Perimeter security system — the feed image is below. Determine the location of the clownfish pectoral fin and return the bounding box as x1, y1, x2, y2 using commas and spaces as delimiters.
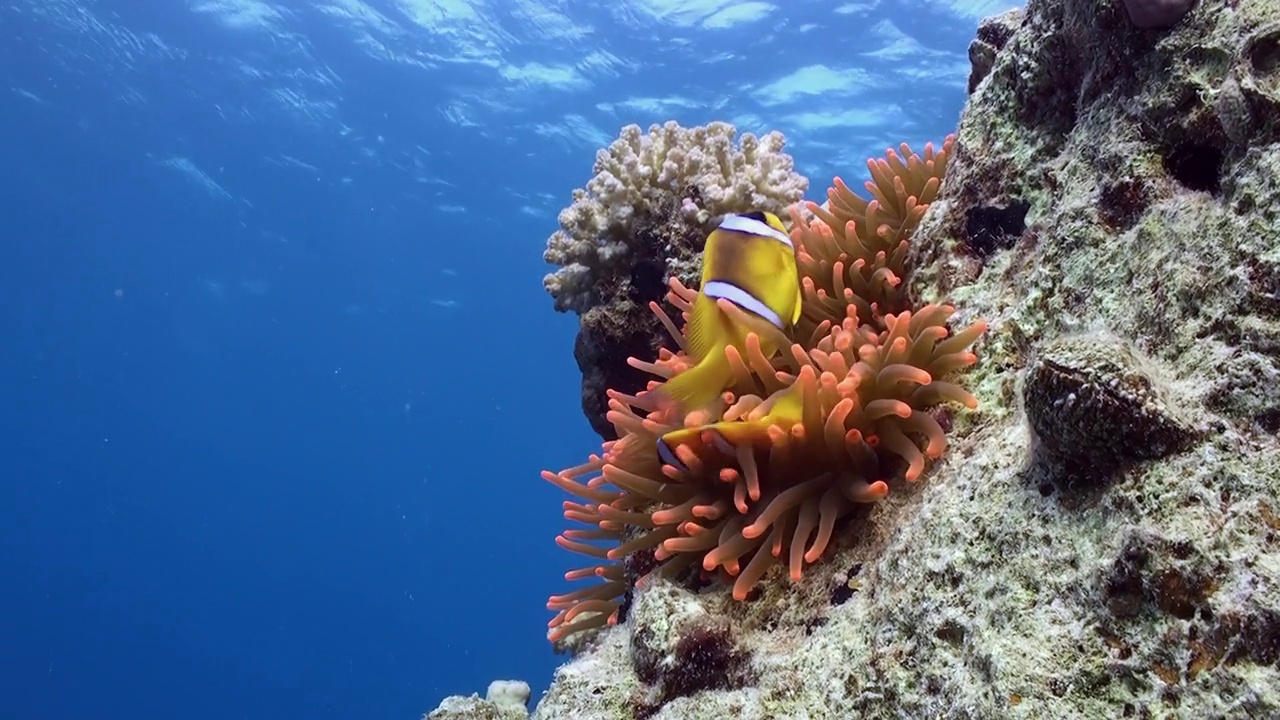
659, 422, 756, 470
656, 347, 732, 412
792, 284, 803, 326
683, 292, 723, 362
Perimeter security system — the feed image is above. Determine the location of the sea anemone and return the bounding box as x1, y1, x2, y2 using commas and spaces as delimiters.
793, 137, 953, 331
542, 135, 983, 643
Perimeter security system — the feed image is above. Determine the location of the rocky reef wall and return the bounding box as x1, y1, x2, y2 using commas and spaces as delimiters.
429, 0, 1280, 716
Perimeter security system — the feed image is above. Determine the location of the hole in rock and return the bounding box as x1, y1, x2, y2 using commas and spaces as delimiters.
629, 257, 668, 302
1163, 141, 1223, 194
963, 200, 1030, 258
1247, 28, 1280, 75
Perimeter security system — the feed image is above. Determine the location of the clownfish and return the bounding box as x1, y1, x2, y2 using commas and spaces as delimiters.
657, 378, 805, 473
654, 210, 802, 413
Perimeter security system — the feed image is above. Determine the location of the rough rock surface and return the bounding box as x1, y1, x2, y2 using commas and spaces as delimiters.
432, 0, 1280, 716
426, 680, 531, 720
967, 9, 1023, 94
574, 194, 704, 441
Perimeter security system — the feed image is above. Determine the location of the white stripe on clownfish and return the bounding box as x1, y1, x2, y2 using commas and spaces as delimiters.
717, 214, 793, 248
703, 280, 785, 329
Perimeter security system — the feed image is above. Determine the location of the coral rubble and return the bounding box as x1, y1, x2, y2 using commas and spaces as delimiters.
426, 680, 530, 720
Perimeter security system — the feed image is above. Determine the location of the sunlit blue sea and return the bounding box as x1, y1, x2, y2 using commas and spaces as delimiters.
1, 0, 1013, 717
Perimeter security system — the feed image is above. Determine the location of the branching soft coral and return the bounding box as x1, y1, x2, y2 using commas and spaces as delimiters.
542, 134, 981, 643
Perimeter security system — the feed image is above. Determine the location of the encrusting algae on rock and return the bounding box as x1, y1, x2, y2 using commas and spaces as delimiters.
426, 0, 1280, 716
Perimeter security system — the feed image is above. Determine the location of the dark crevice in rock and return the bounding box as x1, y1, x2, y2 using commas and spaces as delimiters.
629, 258, 667, 306
1246, 26, 1280, 75
963, 201, 1029, 258
829, 562, 864, 605
1162, 140, 1224, 194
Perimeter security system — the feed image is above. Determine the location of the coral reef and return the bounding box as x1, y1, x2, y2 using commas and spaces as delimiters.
426, 680, 530, 720
429, 0, 1280, 715
542, 122, 808, 440
541, 134, 974, 646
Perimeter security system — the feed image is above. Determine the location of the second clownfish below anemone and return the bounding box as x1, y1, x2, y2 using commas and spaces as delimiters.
657, 371, 807, 473
652, 210, 802, 415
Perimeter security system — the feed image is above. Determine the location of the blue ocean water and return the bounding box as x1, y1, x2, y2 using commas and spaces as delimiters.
0, 1, 1012, 717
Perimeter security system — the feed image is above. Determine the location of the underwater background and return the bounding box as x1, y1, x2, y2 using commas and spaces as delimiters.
1, 0, 1014, 717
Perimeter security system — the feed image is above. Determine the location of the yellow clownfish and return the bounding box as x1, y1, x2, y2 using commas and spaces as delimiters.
657, 381, 805, 473
655, 210, 802, 413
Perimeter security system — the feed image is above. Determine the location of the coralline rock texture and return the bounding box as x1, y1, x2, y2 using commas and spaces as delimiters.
625, 585, 753, 716
967, 9, 1023, 94
455, 0, 1280, 717
573, 197, 706, 442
